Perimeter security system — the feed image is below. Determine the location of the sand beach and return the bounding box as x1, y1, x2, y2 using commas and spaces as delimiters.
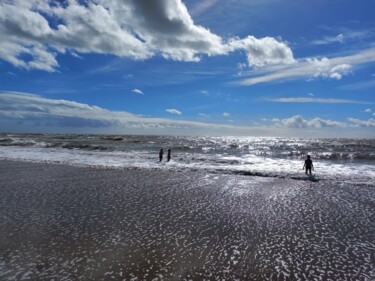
0, 160, 374, 280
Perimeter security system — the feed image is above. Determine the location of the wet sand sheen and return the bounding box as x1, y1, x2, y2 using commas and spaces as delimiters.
0, 160, 374, 280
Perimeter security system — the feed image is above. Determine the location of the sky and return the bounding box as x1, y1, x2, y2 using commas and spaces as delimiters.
0, 0, 375, 137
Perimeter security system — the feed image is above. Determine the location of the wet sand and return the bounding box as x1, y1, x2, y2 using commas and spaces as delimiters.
0, 160, 374, 280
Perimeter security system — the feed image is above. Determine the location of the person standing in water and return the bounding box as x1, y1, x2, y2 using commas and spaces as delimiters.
303, 155, 314, 176
167, 149, 171, 162
159, 148, 164, 162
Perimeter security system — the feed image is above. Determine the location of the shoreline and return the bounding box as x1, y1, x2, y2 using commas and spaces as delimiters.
1, 160, 374, 280
0, 156, 351, 185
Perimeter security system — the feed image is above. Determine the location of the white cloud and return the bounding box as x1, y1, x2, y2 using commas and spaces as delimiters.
272, 115, 375, 129
338, 79, 375, 91
223, 112, 231, 117
327, 64, 352, 79
307, 58, 352, 79
166, 108, 182, 115
311, 34, 344, 45
1, 92, 374, 137
190, 0, 218, 16
240, 48, 375, 85
268, 97, 373, 104
0, 91, 239, 133
228, 36, 295, 67
364, 108, 372, 113
0, 0, 294, 71
347, 118, 375, 127
272, 115, 347, 128
198, 113, 209, 117
132, 89, 144, 95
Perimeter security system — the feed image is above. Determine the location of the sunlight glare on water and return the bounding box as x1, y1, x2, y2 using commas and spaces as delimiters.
0, 133, 374, 185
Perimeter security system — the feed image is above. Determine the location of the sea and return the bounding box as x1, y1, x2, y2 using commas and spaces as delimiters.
1, 133, 374, 186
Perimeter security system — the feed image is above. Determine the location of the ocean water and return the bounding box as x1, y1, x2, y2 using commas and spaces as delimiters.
1, 133, 374, 186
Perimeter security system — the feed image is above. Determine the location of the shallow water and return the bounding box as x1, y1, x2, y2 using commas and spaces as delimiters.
1, 133, 375, 185
0, 161, 374, 280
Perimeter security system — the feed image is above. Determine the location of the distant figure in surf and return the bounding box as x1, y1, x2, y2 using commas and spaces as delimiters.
159, 148, 164, 162
303, 155, 314, 176
167, 149, 171, 162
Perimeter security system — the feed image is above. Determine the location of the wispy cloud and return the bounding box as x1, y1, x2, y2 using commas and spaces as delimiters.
198, 113, 210, 117
223, 112, 231, 117
1, 92, 374, 136
239, 48, 375, 85
268, 97, 373, 104
190, 0, 218, 16
339, 79, 375, 91
311, 34, 344, 45
0, 91, 254, 135
319, 26, 375, 43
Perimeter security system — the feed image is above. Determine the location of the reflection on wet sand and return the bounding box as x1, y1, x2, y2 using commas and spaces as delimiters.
0, 161, 374, 280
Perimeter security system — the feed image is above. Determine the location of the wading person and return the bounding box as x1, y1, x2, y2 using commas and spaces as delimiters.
303, 155, 314, 176
159, 148, 164, 162
167, 149, 171, 162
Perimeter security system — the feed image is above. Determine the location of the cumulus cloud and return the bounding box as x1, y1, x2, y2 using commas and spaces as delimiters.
347, 118, 375, 127
328, 64, 352, 79
272, 115, 375, 129
308, 57, 351, 79
228, 36, 295, 67
272, 115, 347, 128
0, 0, 294, 71
166, 109, 182, 115
132, 89, 144, 95
223, 112, 231, 117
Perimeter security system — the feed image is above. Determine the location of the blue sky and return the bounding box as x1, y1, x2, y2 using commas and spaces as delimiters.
0, 0, 375, 137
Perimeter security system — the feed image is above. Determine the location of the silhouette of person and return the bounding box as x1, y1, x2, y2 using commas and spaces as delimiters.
159, 148, 164, 162
303, 155, 314, 176
167, 149, 171, 162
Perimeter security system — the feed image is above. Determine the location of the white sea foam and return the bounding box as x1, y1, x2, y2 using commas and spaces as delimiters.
1, 133, 375, 186
1, 144, 374, 185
